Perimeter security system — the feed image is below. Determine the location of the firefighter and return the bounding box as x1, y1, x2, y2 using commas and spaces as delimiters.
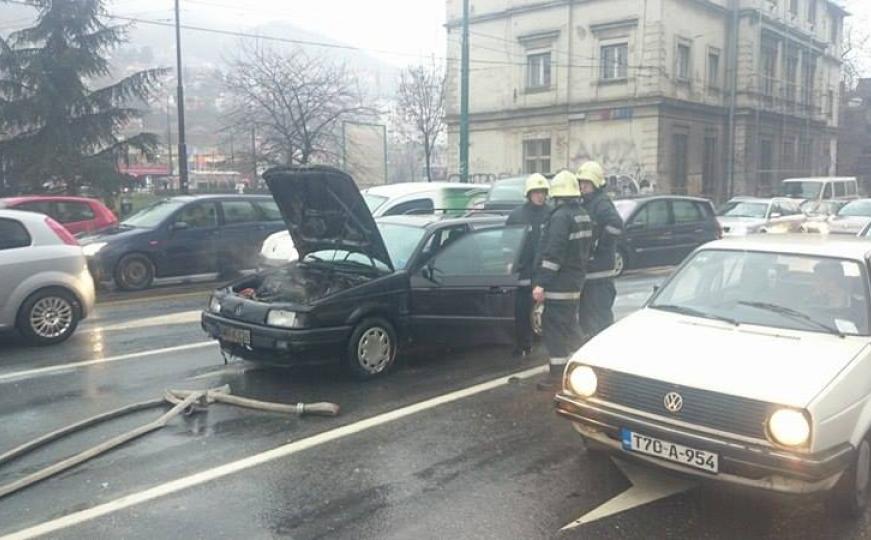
576, 161, 624, 341
506, 173, 550, 358
532, 170, 593, 390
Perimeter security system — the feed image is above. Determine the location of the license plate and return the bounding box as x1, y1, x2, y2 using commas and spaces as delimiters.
621, 429, 719, 474
219, 325, 250, 346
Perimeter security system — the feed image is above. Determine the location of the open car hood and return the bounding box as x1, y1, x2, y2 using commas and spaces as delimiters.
263, 166, 393, 271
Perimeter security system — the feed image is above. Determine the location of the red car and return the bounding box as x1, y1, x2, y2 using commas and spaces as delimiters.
0, 196, 118, 236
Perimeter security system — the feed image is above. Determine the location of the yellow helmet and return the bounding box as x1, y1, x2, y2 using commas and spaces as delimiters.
577, 161, 606, 189
549, 170, 581, 198
524, 173, 550, 197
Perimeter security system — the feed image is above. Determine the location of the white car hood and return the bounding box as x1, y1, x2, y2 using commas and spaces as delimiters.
577, 309, 869, 408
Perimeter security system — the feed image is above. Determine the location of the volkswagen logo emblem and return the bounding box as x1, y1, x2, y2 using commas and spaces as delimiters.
663, 391, 683, 413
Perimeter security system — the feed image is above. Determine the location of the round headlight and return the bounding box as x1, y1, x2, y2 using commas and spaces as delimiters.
768, 409, 810, 447
567, 365, 597, 398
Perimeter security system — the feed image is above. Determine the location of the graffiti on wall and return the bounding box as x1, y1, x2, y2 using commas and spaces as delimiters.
572, 139, 655, 195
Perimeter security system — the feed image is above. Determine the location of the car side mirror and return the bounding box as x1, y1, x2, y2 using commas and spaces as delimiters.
170, 221, 189, 232
770, 212, 782, 219
421, 262, 440, 283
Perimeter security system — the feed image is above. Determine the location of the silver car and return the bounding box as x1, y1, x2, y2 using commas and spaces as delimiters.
0, 209, 95, 345
823, 198, 871, 236
717, 197, 805, 236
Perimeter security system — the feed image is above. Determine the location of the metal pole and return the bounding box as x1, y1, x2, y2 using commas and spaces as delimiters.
174, 0, 189, 194
165, 95, 173, 176
459, 0, 470, 183
251, 126, 257, 184
382, 124, 388, 185
725, 0, 739, 200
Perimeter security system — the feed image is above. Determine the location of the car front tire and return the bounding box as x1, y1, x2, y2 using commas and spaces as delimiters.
346, 317, 397, 379
17, 288, 81, 346
614, 248, 627, 277
830, 435, 871, 518
114, 253, 155, 291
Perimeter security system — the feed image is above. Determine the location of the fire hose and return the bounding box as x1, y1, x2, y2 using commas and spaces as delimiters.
0, 385, 340, 500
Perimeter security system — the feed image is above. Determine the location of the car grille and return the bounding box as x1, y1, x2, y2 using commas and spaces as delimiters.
593, 367, 776, 440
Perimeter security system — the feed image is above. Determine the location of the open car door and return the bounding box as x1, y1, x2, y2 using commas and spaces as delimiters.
409, 225, 527, 348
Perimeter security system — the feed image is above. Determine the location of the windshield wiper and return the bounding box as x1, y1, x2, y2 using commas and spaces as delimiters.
737, 301, 845, 338
652, 304, 739, 326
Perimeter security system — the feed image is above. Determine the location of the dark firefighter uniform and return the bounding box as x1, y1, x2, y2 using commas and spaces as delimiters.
506, 173, 550, 356
532, 170, 593, 385
577, 161, 624, 340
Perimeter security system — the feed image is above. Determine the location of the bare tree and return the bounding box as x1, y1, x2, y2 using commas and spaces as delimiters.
842, 21, 871, 90
222, 41, 371, 168
396, 61, 446, 182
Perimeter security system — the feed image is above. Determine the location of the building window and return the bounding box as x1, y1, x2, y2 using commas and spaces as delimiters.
759, 138, 774, 190
523, 139, 551, 174
801, 52, 817, 110
785, 53, 798, 107
672, 133, 689, 194
676, 43, 691, 81
826, 89, 835, 118
702, 136, 718, 197
526, 52, 552, 90
808, 0, 817, 23
761, 37, 778, 99
830, 16, 839, 44
707, 50, 720, 89
799, 138, 812, 171
782, 138, 796, 174
601, 43, 628, 81
789, 0, 799, 17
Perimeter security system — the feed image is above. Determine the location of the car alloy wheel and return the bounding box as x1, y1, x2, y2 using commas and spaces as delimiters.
614, 250, 626, 277
357, 327, 392, 375
115, 254, 154, 291
29, 296, 74, 339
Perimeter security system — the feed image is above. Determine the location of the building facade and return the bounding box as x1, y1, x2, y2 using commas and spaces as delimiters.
445, 0, 846, 200
838, 78, 871, 192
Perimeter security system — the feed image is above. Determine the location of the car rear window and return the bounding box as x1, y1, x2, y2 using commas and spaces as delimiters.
54, 201, 95, 223
0, 218, 31, 250
673, 200, 703, 223
222, 201, 259, 224
255, 200, 282, 221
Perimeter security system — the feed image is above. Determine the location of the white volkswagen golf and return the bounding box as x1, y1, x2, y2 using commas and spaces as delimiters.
557, 235, 871, 516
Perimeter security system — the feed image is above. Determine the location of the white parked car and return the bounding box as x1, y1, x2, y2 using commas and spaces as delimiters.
0, 210, 96, 345
556, 235, 871, 516
717, 197, 805, 236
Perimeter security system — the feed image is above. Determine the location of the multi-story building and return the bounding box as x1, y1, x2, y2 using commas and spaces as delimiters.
445, 0, 846, 200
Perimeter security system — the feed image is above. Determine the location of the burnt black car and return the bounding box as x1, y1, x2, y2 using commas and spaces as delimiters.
201, 166, 528, 378
611, 195, 720, 276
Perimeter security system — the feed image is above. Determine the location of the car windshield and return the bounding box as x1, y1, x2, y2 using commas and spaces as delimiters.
487, 178, 525, 203
121, 200, 184, 228
377, 223, 427, 270
718, 201, 768, 218
614, 200, 637, 221
837, 200, 871, 217
781, 181, 823, 200
651, 250, 870, 336
363, 193, 388, 213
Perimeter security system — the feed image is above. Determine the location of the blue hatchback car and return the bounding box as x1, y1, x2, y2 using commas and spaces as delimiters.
80, 195, 285, 290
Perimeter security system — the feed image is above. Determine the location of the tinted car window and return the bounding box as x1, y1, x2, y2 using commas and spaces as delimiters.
835, 182, 846, 197
0, 218, 31, 250
222, 201, 259, 224
175, 203, 218, 229
54, 201, 95, 223
14, 201, 52, 215
430, 226, 525, 276
255, 200, 282, 221
384, 198, 434, 216
420, 225, 468, 261
673, 200, 703, 223
631, 200, 671, 228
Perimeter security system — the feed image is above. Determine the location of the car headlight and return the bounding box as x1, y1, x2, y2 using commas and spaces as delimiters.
82, 242, 107, 256
768, 409, 811, 447
208, 295, 221, 313
566, 365, 598, 398
266, 309, 301, 328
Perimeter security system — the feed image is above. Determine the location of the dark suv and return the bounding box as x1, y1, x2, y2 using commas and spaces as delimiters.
612, 195, 720, 275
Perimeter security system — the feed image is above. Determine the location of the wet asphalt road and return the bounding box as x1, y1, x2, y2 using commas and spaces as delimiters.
1, 269, 869, 539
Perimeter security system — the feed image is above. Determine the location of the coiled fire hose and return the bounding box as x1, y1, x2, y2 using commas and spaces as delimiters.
0, 386, 340, 500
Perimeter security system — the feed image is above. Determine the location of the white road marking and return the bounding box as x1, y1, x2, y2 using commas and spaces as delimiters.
561, 458, 696, 530
0, 364, 547, 540
81, 310, 202, 334
0, 342, 217, 384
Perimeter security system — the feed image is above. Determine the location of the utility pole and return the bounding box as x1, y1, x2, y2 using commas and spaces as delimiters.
165, 95, 173, 176
174, 0, 189, 194
725, 0, 740, 200
459, 0, 470, 183
251, 126, 257, 186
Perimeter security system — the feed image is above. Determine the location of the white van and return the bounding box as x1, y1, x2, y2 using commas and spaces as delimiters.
780, 177, 859, 203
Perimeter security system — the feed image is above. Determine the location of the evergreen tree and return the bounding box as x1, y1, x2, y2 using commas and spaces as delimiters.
0, 0, 166, 195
